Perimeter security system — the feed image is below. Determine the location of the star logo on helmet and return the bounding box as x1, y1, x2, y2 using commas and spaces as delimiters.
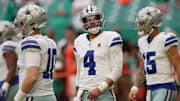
97, 43, 101, 47
26, 10, 31, 14
5, 25, 9, 28
147, 12, 152, 16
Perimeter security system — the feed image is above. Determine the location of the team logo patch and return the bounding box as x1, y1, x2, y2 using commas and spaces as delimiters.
97, 43, 101, 47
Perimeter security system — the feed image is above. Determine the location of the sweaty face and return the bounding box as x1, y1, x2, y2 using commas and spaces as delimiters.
82, 15, 101, 29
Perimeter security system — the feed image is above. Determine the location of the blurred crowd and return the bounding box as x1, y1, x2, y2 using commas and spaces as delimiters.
0, 0, 179, 101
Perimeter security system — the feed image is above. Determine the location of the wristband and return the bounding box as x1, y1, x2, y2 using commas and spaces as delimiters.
2, 82, 10, 90
14, 89, 27, 101
131, 86, 139, 92
98, 81, 109, 92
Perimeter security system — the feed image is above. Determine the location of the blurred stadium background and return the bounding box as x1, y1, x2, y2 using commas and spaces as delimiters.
0, 0, 180, 101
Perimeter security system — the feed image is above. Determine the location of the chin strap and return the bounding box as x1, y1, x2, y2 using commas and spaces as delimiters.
87, 27, 101, 34
147, 28, 154, 35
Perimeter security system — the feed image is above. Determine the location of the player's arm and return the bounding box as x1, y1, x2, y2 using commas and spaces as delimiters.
73, 43, 84, 101
134, 58, 145, 87
0, 46, 18, 99
101, 36, 123, 90
3, 51, 17, 86
166, 46, 180, 101
14, 51, 40, 101
73, 44, 79, 95
88, 35, 123, 100
14, 40, 41, 101
128, 58, 145, 101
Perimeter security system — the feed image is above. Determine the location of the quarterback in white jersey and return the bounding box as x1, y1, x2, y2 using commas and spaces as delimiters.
0, 21, 19, 101
129, 7, 180, 101
73, 5, 123, 101
14, 4, 57, 101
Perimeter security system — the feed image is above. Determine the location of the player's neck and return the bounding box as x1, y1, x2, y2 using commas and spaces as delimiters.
30, 30, 41, 36
148, 28, 160, 40
88, 30, 102, 40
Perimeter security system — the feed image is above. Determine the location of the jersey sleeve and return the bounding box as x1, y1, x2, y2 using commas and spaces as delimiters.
1, 41, 16, 53
109, 33, 123, 48
21, 38, 41, 52
73, 39, 80, 86
164, 33, 178, 52
108, 32, 123, 82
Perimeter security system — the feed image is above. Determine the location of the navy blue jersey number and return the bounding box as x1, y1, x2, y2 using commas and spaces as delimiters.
143, 51, 157, 74
84, 50, 96, 75
43, 48, 56, 79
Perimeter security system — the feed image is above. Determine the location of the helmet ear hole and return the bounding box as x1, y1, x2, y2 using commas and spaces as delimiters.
82, 17, 87, 23
95, 15, 101, 20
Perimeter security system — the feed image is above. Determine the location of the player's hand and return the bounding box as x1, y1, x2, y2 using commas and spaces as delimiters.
0, 87, 8, 101
128, 90, 138, 101
176, 88, 180, 101
87, 88, 101, 100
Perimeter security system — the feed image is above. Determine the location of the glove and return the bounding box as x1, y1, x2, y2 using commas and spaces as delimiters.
0, 82, 9, 101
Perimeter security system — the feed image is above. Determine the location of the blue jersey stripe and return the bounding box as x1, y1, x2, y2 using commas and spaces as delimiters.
2, 45, 16, 51
165, 40, 178, 47
22, 40, 38, 45
73, 47, 77, 52
164, 90, 169, 101
25, 97, 29, 101
3, 45, 16, 48
22, 45, 40, 51
31, 97, 33, 101
112, 37, 121, 41
110, 41, 123, 47
169, 90, 172, 101
166, 36, 176, 42
147, 82, 177, 90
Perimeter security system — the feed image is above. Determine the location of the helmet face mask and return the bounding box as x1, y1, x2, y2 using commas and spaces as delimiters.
80, 5, 104, 34
14, 4, 47, 37
135, 7, 162, 36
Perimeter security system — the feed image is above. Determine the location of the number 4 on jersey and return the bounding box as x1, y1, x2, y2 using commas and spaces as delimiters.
84, 50, 96, 75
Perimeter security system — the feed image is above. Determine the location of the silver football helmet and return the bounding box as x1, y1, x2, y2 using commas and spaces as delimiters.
135, 7, 162, 36
0, 21, 18, 43
80, 5, 104, 34
14, 3, 47, 37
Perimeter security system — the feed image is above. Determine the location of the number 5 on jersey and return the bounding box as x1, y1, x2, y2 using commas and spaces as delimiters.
84, 50, 96, 75
143, 51, 157, 74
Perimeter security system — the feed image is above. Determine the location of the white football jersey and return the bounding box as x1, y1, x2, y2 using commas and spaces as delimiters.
138, 32, 178, 89
18, 35, 57, 96
0, 40, 20, 81
74, 31, 123, 90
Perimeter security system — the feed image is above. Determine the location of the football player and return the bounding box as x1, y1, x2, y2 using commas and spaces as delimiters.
0, 21, 19, 101
13, 4, 57, 101
128, 7, 180, 101
73, 5, 123, 101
